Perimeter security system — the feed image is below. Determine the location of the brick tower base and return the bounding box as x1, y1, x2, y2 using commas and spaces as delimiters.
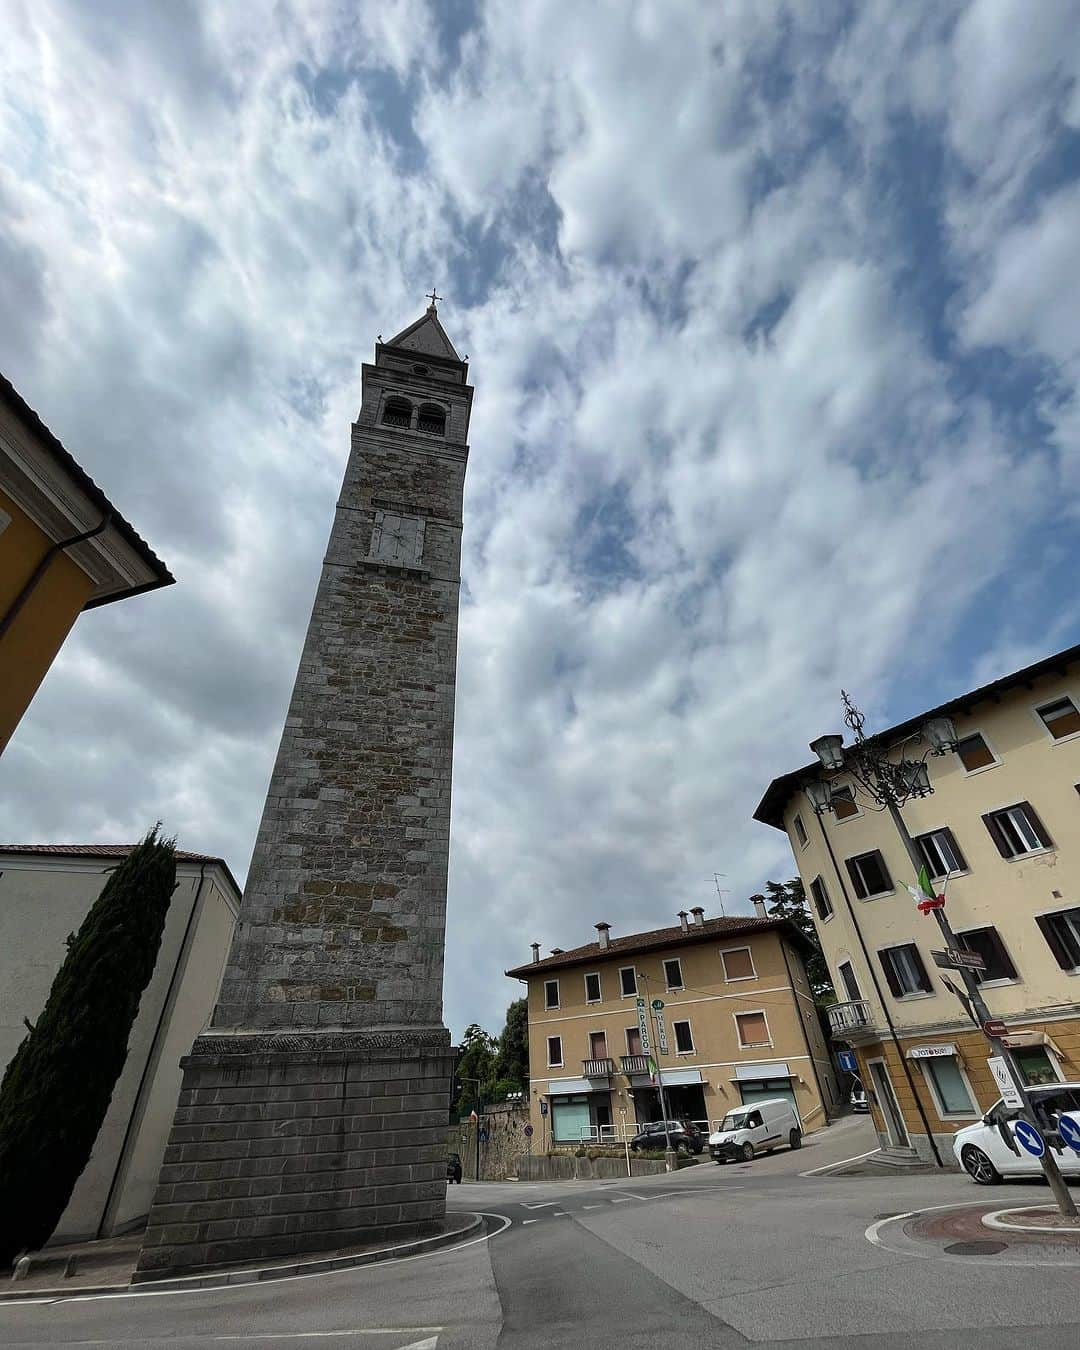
134, 1028, 453, 1278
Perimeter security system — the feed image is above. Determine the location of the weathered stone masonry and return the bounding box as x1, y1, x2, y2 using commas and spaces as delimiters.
137, 307, 472, 1275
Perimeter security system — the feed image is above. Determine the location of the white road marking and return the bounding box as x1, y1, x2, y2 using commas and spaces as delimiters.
0, 1215, 513, 1309
213, 1332, 441, 1341
553, 1211, 569, 1217
799, 1147, 881, 1177
522, 1220, 538, 1225
610, 1196, 635, 1203
519, 1201, 555, 1209
612, 1192, 646, 1200
582, 1204, 603, 1210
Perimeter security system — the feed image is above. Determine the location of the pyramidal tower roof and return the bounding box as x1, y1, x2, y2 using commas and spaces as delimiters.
384, 300, 462, 362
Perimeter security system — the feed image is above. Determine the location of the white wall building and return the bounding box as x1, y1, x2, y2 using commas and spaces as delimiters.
0, 844, 239, 1242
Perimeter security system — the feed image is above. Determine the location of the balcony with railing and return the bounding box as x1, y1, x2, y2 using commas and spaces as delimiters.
582, 1058, 616, 1077
827, 1000, 875, 1037
620, 1054, 651, 1075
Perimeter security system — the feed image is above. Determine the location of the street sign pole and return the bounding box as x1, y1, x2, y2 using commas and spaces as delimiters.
887, 800, 1076, 1217
639, 976, 676, 1171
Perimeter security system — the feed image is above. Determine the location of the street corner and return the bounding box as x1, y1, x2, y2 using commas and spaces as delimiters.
866, 1198, 1080, 1267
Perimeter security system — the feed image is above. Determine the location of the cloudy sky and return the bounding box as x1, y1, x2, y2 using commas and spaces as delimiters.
2, 0, 1079, 1038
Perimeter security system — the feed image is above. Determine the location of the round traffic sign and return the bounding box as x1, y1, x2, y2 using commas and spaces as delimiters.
1013, 1119, 1046, 1158
651, 999, 665, 1010
523, 1124, 534, 1137
1057, 1114, 1080, 1153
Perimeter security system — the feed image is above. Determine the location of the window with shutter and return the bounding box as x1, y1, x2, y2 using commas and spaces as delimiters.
914, 827, 966, 879
735, 1011, 770, 1047
878, 944, 932, 997
831, 786, 859, 819
584, 972, 602, 1003
957, 733, 997, 771
845, 850, 893, 899
619, 966, 638, 997
1036, 910, 1080, 971
544, 979, 560, 1009
663, 958, 684, 990
838, 960, 862, 1001
956, 926, 1017, 983
1036, 696, 1080, 740
547, 1035, 563, 1067
673, 1020, 695, 1053
810, 876, 833, 920
721, 947, 755, 980
983, 803, 1053, 858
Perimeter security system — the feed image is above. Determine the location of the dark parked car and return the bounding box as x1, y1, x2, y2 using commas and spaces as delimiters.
447, 1152, 463, 1183
629, 1120, 704, 1154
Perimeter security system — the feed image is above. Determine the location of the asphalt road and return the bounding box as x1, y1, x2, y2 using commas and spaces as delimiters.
3, 1116, 1080, 1349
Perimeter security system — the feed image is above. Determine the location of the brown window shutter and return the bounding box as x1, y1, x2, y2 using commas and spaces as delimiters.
982, 811, 1012, 858
942, 828, 967, 871
1036, 914, 1073, 970
986, 929, 1017, 980
845, 857, 867, 899
877, 950, 903, 998
874, 851, 894, 891
1020, 801, 1053, 849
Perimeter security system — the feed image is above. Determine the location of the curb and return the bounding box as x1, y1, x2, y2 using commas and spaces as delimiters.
983, 1205, 1080, 1236
2, 1213, 484, 1303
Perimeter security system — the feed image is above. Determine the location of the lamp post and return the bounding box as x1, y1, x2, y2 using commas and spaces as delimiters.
810, 692, 1076, 1217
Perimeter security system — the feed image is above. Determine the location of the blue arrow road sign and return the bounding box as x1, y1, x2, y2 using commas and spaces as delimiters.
1013, 1119, 1046, 1157
1057, 1114, 1080, 1153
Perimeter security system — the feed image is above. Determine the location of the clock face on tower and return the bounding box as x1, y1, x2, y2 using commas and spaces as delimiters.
368, 510, 425, 568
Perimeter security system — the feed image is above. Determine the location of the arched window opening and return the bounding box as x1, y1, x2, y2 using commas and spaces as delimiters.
382, 396, 412, 428
417, 403, 446, 435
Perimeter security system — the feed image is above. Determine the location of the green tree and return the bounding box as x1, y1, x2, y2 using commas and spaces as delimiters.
494, 997, 528, 1093
452, 1022, 497, 1120
756, 878, 835, 1002
0, 827, 177, 1266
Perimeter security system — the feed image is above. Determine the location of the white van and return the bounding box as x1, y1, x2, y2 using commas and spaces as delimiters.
708, 1097, 801, 1162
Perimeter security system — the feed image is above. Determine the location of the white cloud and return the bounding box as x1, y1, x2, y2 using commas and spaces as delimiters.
1, 1, 1076, 1040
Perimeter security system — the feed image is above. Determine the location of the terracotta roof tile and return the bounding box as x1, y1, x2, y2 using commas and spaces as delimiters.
505, 913, 799, 977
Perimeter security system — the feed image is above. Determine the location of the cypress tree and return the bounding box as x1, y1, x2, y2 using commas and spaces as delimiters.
0, 826, 177, 1266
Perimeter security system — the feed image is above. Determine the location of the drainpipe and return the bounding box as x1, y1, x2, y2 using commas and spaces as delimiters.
813, 806, 944, 1168
0, 512, 112, 643
97, 860, 208, 1236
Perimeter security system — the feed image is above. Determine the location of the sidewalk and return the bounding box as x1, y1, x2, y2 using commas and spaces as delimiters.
4, 1212, 483, 1301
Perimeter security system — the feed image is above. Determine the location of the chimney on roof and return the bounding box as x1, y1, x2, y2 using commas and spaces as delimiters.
531, 942, 540, 963
750, 895, 768, 919
690, 906, 705, 928
677, 910, 689, 934
551, 948, 564, 955
595, 922, 611, 950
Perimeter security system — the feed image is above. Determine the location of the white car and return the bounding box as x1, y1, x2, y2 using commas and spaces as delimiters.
953, 1081, 1080, 1184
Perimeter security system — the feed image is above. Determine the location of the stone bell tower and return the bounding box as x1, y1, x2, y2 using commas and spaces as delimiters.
137, 302, 472, 1274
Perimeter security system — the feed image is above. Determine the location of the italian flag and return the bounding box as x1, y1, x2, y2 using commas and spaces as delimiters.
917, 864, 936, 901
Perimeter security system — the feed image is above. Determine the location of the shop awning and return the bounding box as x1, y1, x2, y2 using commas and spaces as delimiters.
733, 1062, 791, 1081
657, 1068, 704, 1086
547, 1077, 606, 1095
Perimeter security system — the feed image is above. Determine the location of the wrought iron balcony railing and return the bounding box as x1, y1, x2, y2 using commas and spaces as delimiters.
827, 1000, 875, 1036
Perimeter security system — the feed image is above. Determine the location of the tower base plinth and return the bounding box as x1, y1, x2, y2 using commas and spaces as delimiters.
135, 1028, 453, 1277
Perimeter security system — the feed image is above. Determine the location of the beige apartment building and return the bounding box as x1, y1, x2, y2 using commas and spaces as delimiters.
506, 907, 838, 1148
0, 844, 239, 1240
756, 642, 1080, 1166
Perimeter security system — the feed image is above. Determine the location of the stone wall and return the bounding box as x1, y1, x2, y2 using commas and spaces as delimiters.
448, 1104, 530, 1180
516, 1154, 669, 1181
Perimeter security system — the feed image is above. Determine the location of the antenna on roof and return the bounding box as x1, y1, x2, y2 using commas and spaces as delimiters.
712, 873, 730, 916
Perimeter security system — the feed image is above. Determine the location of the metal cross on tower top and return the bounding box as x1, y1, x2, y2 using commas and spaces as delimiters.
426, 286, 442, 309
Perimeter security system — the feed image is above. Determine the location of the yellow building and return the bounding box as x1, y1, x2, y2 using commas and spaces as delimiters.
506, 907, 838, 1149
0, 373, 173, 754
756, 642, 1080, 1166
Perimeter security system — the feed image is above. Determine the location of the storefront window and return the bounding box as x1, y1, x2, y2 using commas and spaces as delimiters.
922, 1057, 975, 1116
1012, 1046, 1059, 1086
551, 1095, 592, 1142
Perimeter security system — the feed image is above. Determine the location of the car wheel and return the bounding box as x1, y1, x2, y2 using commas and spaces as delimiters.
961, 1145, 1002, 1186
789, 1128, 802, 1150
740, 1142, 755, 1162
